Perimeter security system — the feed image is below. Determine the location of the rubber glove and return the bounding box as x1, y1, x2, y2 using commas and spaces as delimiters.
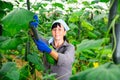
30, 21, 39, 28
34, 39, 52, 54
30, 14, 39, 28
33, 14, 39, 22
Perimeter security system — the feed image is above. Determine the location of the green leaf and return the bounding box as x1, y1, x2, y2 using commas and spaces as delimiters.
0, 37, 22, 50
69, 10, 83, 22
27, 53, 44, 66
0, 62, 17, 74
1, 8, 34, 36
19, 65, 29, 80
70, 66, 93, 80
76, 38, 105, 52
70, 62, 120, 80
67, 0, 78, 3
100, 0, 109, 2
27, 53, 44, 71
0, 10, 6, 20
0, 62, 19, 80
43, 73, 57, 80
0, 1, 13, 10
82, 1, 90, 6
6, 70, 20, 80
27, 53, 42, 65
18, 0, 24, 2
52, 2, 64, 9
88, 31, 97, 39
81, 20, 94, 31
82, 49, 96, 58
69, 23, 78, 29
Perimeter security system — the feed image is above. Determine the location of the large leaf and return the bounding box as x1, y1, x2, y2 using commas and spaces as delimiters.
70, 62, 120, 80
27, 52, 44, 70
19, 65, 29, 80
76, 38, 108, 52
27, 53, 42, 65
1, 8, 34, 36
0, 62, 19, 80
0, 36, 22, 50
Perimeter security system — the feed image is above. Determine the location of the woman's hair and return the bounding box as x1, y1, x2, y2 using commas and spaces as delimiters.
51, 22, 62, 30
51, 22, 69, 42
64, 36, 69, 43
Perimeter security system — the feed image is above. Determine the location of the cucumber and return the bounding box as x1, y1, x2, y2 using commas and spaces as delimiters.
45, 45, 56, 65
29, 23, 56, 65
29, 24, 39, 40
45, 53, 56, 65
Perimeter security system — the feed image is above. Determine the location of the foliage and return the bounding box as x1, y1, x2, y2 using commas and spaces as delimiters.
1, 8, 34, 37
0, 62, 19, 80
0, 36, 23, 50
27, 52, 44, 71
0, 0, 118, 80
76, 38, 108, 52
0, 0, 13, 20
70, 62, 120, 80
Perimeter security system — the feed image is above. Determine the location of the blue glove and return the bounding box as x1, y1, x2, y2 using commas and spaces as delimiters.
30, 21, 39, 28
33, 14, 39, 22
30, 14, 39, 28
34, 39, 52, 54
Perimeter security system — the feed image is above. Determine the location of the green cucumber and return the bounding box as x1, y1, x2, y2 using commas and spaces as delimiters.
30, 24, 56, 65
45, 45, 56, 65
45, 53, 56, 65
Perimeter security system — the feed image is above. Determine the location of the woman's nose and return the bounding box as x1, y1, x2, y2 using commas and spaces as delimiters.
55, 29, 59, 33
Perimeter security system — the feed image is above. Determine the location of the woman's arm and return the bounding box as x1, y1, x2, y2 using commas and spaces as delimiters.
57, 44, 75, 66
50, 50, 58, 60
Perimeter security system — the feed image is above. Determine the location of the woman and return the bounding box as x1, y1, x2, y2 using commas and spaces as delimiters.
30, 16, 75, 80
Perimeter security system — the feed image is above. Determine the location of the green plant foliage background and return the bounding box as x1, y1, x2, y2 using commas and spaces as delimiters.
0, 0, 120, 80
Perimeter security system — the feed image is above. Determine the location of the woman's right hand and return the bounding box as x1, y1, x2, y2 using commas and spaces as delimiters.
34, 39, 52, 54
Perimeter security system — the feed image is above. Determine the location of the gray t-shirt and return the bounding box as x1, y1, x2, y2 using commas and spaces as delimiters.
43, 40, 75, 80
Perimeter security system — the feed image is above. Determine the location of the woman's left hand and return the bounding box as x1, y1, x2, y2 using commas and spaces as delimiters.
30, 14, 39, 28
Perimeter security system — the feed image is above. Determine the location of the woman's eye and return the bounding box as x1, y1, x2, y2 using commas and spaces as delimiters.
53, 29, 56, 31
59, 29, 61, 31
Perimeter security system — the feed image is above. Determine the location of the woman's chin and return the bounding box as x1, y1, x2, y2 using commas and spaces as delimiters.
54, 38, 61, 41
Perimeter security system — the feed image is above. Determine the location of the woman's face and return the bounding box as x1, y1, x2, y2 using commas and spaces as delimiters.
52, 24, 66, 41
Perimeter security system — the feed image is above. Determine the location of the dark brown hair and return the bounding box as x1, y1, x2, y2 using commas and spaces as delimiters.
51, 22, 62, 30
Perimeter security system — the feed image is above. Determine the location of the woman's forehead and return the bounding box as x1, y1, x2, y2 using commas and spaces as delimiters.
54, 25, 64, 29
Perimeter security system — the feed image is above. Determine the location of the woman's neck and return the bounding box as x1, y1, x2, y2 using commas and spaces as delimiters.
54, 39, 64, 48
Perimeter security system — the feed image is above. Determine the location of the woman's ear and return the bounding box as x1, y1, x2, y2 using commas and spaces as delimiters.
64, 31, 66, 36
